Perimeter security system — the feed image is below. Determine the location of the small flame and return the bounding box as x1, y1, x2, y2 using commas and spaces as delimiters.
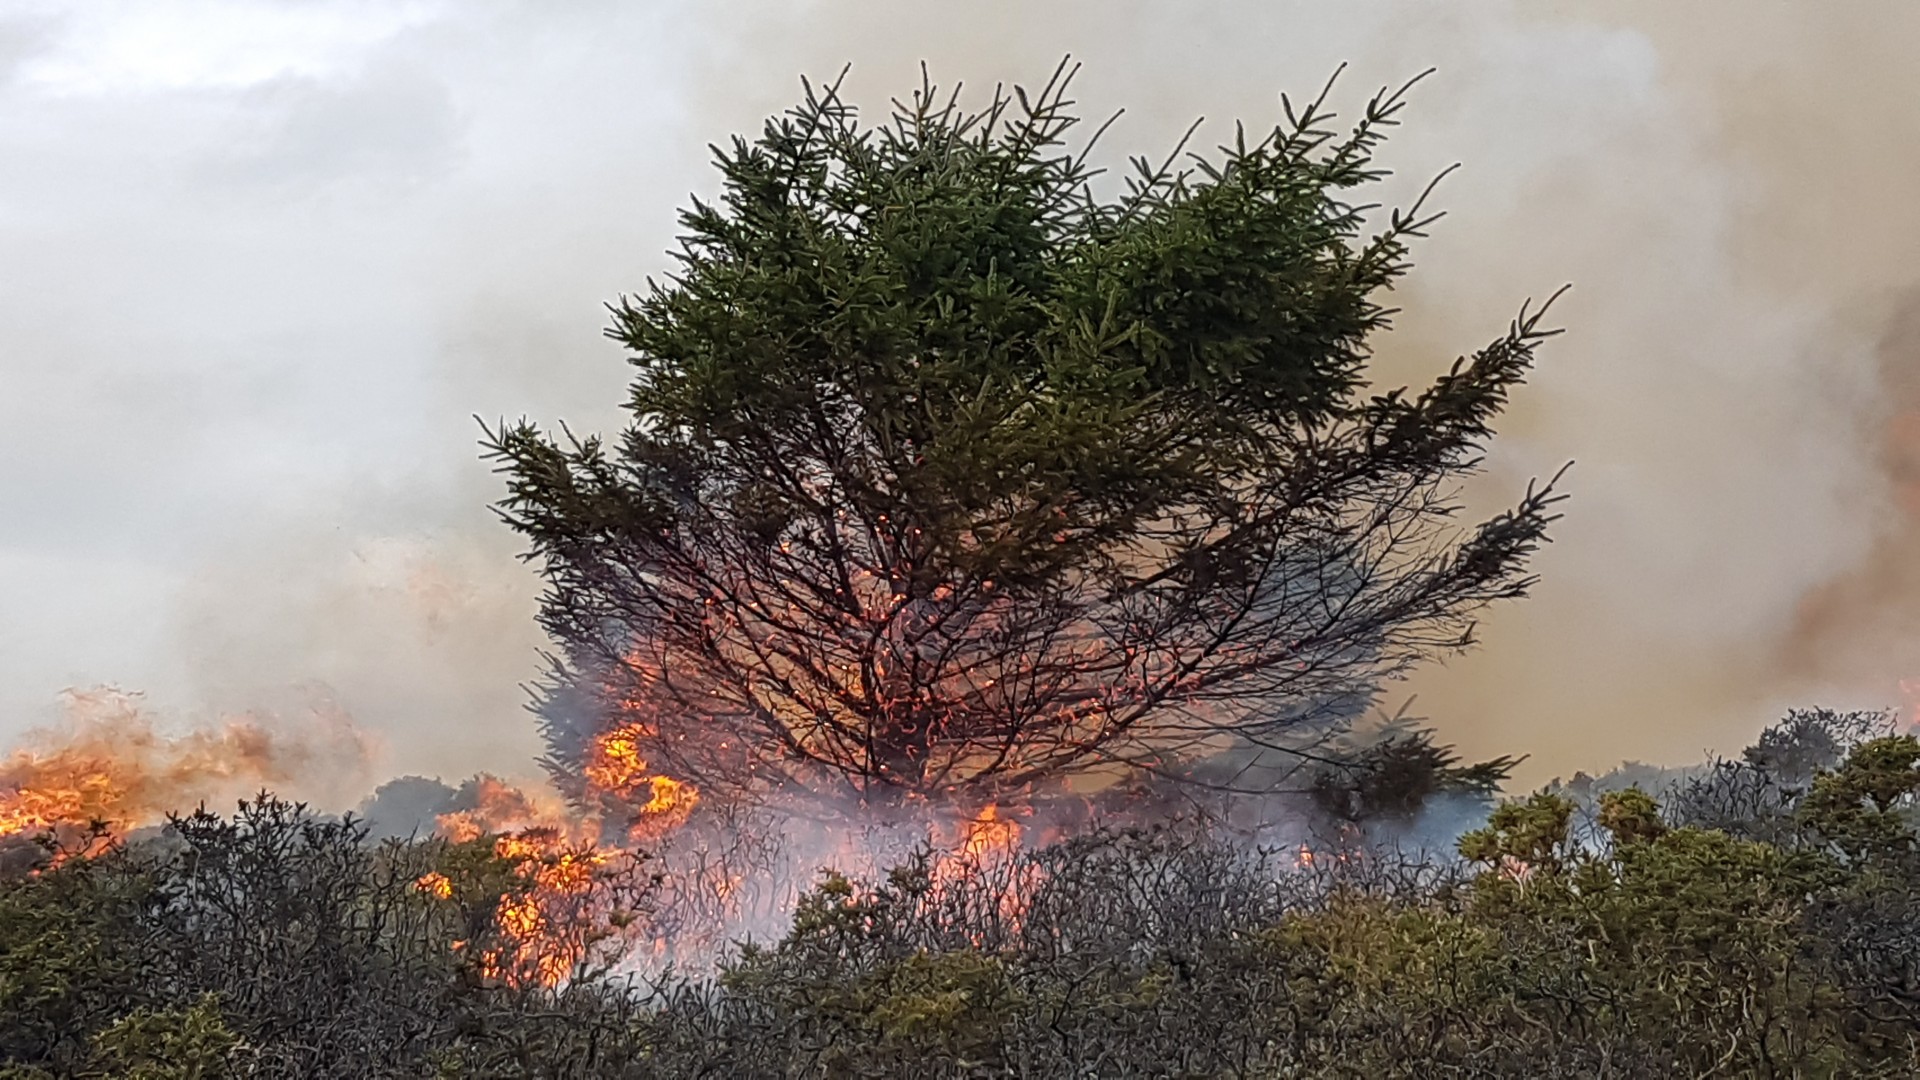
415, 871, 454, 900
582, 722, 699, 835
958, 803, 1020, 861
928, 803, 1032, 938
583, 723, 652, 791
640, 774, 694, 817
496, 892, 545, 938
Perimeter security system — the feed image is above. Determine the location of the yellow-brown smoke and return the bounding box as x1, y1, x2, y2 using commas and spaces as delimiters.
651, 1, 1920, 780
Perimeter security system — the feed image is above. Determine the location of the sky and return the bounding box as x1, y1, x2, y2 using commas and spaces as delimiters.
4, 0, 1920, 789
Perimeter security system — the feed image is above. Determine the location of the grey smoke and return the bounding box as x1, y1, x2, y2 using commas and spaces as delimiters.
3, 1, 1917, 794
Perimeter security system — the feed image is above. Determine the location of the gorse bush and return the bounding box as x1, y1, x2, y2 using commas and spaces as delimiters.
2, 710, 1918, 1077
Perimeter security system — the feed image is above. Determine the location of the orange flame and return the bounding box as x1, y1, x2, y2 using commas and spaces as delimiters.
415, 871, 454, 900
417, 776, 635, 990
434, 774, 584, 844
1, 691, 1097, 984
928, 803, 1033, 937
957, 803, 1020, 861
0, 688, 370, 860
582, 722, 700, 836
463, 825, 628, 989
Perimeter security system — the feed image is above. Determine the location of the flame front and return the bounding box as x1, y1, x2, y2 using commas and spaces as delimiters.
435, 774, 583, 844
1, 691, 1073, 986
0, 688, 370, 864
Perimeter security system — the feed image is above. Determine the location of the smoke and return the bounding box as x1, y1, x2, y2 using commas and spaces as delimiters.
3, 1, 1918, 788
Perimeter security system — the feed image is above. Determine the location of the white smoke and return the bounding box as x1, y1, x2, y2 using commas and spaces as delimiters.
3, 1, 1916, 787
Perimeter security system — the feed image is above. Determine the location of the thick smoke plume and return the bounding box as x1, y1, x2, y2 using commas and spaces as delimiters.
4, 2, 1920, 792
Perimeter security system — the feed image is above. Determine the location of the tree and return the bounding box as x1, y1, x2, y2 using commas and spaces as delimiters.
487, 62, 1565, 809
1307, 711, 1520, 827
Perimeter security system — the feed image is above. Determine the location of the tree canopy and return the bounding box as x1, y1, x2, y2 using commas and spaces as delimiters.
487, 62, 1564, 807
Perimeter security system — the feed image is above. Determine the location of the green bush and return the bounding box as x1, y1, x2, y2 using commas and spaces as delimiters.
3, 715, 1919, 1076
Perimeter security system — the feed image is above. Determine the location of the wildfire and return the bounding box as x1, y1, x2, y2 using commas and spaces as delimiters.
928, 803, 1034, 938
0, 690, 1077, 987
0, 687, 370, 862
415, 871, 454, 900
411, 777, 631, 989
640, 775, 694, 817
582, 722, 699, 836
434, 774, 583, 844
468, 826, 630, 988
957, 803, 1020, 862
581, 722, 650, 791
1291, 840, 1364, 876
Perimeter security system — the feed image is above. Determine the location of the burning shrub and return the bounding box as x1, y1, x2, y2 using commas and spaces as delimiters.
0, 688, 372, 865
3, 729, 1920, 1077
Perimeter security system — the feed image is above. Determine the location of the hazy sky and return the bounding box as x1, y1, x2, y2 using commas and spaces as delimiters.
5, 1, 1920, 787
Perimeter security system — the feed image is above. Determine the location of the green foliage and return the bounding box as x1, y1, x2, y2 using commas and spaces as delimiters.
1255, 814, 1851, 1076
0, 854, 153, 1066
556, 62, 1416, 581
722, 864, 1026, 1073
1457, 790, 1573, 870
1801, 734, 1920, 861
7, 724, 1920, 1076
1309, 713, 1520, 825
1595, 786, 1665, 845
729, 942, 1019, 1076
89, 995, 239, 1079
0, 798, 661, 1078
